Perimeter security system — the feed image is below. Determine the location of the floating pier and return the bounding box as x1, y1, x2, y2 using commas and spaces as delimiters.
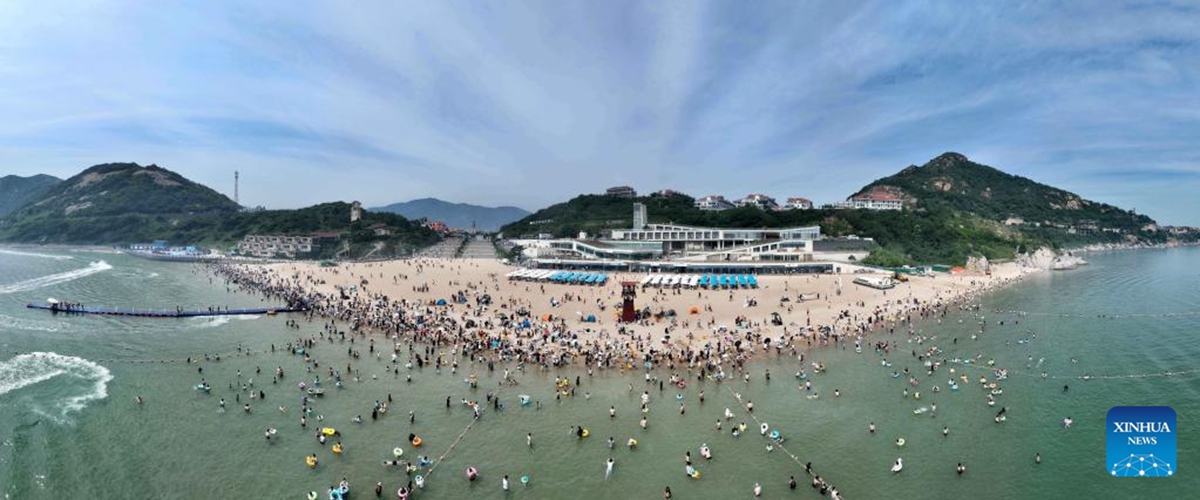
26, 303, 306, 318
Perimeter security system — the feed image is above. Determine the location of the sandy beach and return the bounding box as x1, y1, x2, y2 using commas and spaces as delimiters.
254, 258, 1037, 357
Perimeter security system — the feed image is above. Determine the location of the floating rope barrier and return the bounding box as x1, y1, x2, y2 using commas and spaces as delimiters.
990, 310, 1200, 319
721, 383, 844, 497
422, 410, 485, 483
942, 359, 1200, 381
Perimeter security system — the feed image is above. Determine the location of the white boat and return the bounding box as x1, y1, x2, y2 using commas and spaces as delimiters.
853, 276, 896, 290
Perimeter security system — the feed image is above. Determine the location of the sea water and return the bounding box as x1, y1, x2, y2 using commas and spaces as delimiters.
0, 246, 1197, 499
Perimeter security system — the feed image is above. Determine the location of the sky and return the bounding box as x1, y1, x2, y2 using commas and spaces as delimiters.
0, 1, 1197, 224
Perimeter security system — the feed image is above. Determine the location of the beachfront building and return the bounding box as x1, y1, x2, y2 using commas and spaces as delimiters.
735, 194, 780, 210
606, 185, 637, 198
237, 234, 316, 258
785, 197, 814, 210
695, 195, 734, 211
508, 203, 863, 273
369, 223, 391, 236
829, 191, 903, 210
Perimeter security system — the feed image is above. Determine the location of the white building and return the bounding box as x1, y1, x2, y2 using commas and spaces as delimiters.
695, 195, 734, 211
632, 203, 647, 230
735, 194, 780, 210
830, 191, 903, 210
237, 234, 316, 258
785, 197, 814, 210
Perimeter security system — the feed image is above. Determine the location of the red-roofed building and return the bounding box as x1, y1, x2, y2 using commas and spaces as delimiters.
735, 193, 780, 210
785, 197, 813, 210
832, 190, 903, 210
425, 221, 449, 233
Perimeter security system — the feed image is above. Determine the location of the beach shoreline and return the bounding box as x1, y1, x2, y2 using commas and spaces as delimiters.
211, 257, 1041, 369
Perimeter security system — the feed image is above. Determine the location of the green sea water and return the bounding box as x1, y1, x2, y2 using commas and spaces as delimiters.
1, 246, 1197, 499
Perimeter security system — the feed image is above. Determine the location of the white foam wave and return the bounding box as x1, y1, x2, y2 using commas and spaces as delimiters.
0, 260, 112, 294
0, 314, 66, 333
0, 248, 74, 261
189, 314, 260, 329
0, 352, 113, 421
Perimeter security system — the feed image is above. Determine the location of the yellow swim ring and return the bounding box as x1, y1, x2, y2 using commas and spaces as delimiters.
581, 428, 590, 438
332, 444, 343, 454
305, 456, 317, 468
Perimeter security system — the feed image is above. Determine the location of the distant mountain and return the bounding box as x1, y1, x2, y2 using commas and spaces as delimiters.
856, 152, 1154, 229
372, 198, 529, 232
0, 174, 61, 218
0, 162, 240, 243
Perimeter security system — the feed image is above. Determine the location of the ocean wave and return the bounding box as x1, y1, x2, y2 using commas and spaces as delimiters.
189, 314, 260, 328
0, 314, 67, 333
0, 260, 112, 294
0, 352, 113, 422
0, 248, 74, 260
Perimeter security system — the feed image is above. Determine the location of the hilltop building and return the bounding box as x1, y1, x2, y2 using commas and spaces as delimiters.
829, 191, 903, 210
695, 195, 735, 211
605, 185, 637, 198
785, 198, 814, 210
735, 194, 780, 210
350, 201, 363, 222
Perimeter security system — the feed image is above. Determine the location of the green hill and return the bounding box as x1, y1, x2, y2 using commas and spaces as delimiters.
858, 152, 1153, 231
502, 153, 1178, 265
0, 174, 61, 217
0, 163, 441, 255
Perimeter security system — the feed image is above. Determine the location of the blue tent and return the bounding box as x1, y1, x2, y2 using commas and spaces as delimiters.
435, 299, 447, 306
585, 315, 596, 322
748, 276, 758, 287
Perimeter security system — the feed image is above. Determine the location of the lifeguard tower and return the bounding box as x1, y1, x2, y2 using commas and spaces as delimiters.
620, 281, 637, 323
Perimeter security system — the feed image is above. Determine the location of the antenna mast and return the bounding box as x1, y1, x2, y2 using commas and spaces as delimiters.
234, 171, 240, 206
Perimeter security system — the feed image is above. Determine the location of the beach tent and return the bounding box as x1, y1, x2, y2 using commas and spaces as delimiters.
435, 299, 448, 306
585, 315, 596, 323
689, 306, 700, 314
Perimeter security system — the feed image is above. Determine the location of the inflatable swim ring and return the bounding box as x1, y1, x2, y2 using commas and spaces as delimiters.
397, 487, 409, 499
305, 456, 318, 468
332, 443, 343, 454
520, 475, 530, 485
690, 470, 701, 479
676, 393, 683, 401
393, 447, 404, 458
581, 428, 589, 438
412, 436, 423, 447
760, 423, 769, 435
466, 466, 479, 480
321, 428, 337, 436
307, 492, 318, 500
770, 430, 781, 440
627, 438, 638, 447
895, 438, 906, 447
414, 475, 424, 488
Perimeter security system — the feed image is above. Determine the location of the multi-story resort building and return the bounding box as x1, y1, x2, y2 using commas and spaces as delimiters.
695, 195, 735, 211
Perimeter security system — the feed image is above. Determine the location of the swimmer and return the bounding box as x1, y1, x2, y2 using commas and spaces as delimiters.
641, 417, 648, 429
608, 437, 615, 449
527, 433, 533, 447
605, 457, 615, 479
943, 426, 949, 437
279, 406, 287, 413
956, 462, 966, 475
754, 482, 762, 497
868, 423, 876, 433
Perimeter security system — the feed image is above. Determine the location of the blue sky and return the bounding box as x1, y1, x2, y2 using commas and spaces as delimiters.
1, 1, 1197, 224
